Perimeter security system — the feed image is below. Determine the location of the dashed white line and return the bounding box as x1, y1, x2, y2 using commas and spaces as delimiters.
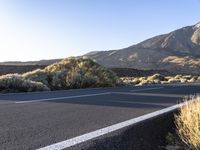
130, 87, 164, 92
37, 101, 185, 150
15, 92, 111, 104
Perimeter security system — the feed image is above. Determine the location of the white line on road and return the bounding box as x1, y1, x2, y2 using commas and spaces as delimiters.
15, 92, 111, 104
15, 87, 164, 104
130, 87, 164, 92
37, 101, 185, 150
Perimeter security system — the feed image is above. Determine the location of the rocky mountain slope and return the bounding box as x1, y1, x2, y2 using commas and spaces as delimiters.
85, 22, 200, 74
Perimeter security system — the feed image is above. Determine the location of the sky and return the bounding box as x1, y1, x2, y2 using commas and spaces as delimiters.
0, 0, 200, 61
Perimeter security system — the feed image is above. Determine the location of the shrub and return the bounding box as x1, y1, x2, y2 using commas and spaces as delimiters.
132, 78, 140, 84
174, 75, 183, 80
147, 74, 165, 81
175, 97, 200, 149
138, 79, 152, 85
161, 81, 169, 84
121, 74, 200, 86
188, 78, 196, 83
23, 69, 49, 85
180, 79, 187, 83
0, 74, 49, 93
23, 57, 121, 90
167, 78, 180, 83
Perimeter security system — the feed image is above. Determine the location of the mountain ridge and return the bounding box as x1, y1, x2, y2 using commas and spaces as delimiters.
84, 21, 200, 74
0, 59, 61, 66
1, 22, 200, 75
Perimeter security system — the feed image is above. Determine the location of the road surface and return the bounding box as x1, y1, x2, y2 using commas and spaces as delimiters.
0, 84, 200, 150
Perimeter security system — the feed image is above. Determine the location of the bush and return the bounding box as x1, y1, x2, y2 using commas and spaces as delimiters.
0, 58, 120, 93
167, 78, 180, 83
147, 74, 165, 81
175, 97, 200, 149
0, 74, 49, 93
23, 69, 49, 85
121, 74, 200, 86
23, 57, 121, 90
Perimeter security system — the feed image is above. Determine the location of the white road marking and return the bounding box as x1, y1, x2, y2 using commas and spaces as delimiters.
130, 87, 164, 92
37, 101, 186, 150
0, 87, 104, 96
15, 92, 111, 104
14, 87, 163, 104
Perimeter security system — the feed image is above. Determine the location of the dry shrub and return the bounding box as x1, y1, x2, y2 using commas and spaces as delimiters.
180, 79, 187, 83
147, 74, 165, 81
175, 97, 200, 150
174, 75, 183, 80
23, 57, 121, 90
161, 81, 169, 84
132, 78, 140, 84
23, 69, 49, 85
188, 78, 196, 83
0, 74, 49, 93
138, 79, 153, 85
183, 75, 193, 80
167, 78, 180, 83
121, 74, 200, 86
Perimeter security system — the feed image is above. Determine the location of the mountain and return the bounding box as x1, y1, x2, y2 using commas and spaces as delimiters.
0, 59, 61, 66
84, 22, 200, 75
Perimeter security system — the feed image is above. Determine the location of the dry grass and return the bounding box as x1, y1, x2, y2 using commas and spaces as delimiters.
23, 57, 121, 90
121, 74, 200, 86
0, 74, 49, 93
163, 56, 200, 66
0, 57, 121, 93
175, 97, 200, 150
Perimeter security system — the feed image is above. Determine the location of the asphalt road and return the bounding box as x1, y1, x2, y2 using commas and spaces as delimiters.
0, 84, 200, 150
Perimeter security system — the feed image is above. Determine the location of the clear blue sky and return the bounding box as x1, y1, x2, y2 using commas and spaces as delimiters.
0, 0, 200, 61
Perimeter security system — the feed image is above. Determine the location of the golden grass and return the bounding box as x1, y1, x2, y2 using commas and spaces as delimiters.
0, 74, 49, 93
175, 97, 200, 150
0, 57, 121, 93
23, 57, 121, 90
121, 74, 200, 86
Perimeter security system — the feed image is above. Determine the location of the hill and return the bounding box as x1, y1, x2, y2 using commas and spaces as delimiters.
84, 22, 200, 75
0, 65, 46, 76
1, 22, 200, 75
0, 59, 61, 66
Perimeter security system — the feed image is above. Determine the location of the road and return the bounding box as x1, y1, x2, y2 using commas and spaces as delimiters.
0, 84, 200, 150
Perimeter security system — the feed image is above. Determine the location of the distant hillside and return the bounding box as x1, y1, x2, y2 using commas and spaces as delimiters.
84, 22, 200, 75
0, 59, 61, 66
0, 65, 46, 76
0, 65, 171, 77
2, 22, 200, 75
110, 68, 171, 77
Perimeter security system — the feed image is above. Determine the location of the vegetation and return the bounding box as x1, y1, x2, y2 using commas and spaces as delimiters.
0, 74, 49, 93
121, 74, 200, 86
23, 57, 121, 90
0, 57, 121, 93
175, 97, 200, 150
2, 57, 200, 93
